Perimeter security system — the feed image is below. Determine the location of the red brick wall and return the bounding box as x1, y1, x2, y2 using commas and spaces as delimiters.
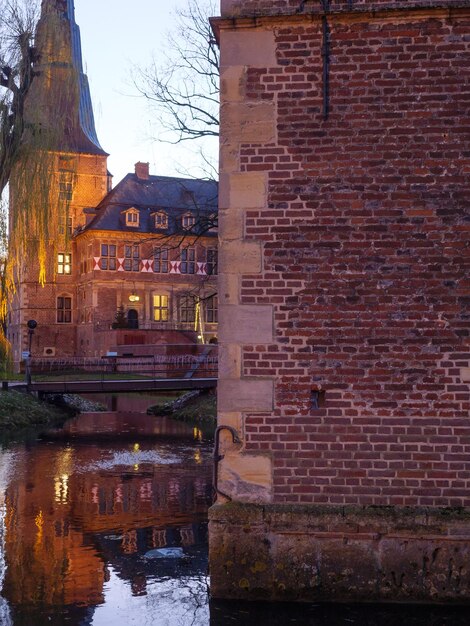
232, 8, 470, 506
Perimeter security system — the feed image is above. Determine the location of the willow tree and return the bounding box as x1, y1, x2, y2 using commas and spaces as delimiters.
0, 1, 38, 369
0, 0, 70, 369
0, 1, 38, 196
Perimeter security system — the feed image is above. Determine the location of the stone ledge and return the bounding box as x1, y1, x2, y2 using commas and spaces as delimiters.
216, 1, 470, 21
210, 501, 470, 525
209, 502, 470, 603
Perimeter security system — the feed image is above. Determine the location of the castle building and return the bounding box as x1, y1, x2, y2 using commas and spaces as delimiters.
211, 0, 470, 603
7, 0, 217, 367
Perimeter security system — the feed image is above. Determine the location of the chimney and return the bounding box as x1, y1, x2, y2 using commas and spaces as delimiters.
135, 162, 150, 180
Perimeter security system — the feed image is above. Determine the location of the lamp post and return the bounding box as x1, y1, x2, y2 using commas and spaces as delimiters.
25, 319, 37, 389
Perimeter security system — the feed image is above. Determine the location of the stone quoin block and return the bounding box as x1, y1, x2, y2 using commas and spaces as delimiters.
221, 102, 276, 144
220, 29, 277, 68
219, 240, 263, 275
217, 207, 244, 241
218, 379, 274, 413
220, 66, 247, 102
218, 273, 240, 306
218, 451, 273, 503
219, 172, 268, 210
218, 343, 242, 379
218, 304, 274, 344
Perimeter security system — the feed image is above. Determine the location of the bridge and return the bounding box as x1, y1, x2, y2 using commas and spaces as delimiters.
27, 377, 217, 395
14, 348, 218, 395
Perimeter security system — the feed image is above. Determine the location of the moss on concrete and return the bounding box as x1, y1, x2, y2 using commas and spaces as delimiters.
210, 501, 470, 523
209, 502, 470, 603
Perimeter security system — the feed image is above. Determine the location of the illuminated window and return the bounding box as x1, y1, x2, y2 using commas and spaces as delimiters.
154, 211, 168, 229
124, 244, 140, 271
179, 295, 196, 323
182, 213, 195, 230
206, 248, 217, 275
180, 247, 195, 274
125, 209, 139, 227
57, 253, 71, 275
101, 244, 116, 270
154, 247, 169, 273
205, 295, 218, 323
153, 295, 169, 322
57, 296, 72, 323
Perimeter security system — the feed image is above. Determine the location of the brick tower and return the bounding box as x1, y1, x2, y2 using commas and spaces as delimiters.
211, 0, 470, 603
8, 0, 109, 365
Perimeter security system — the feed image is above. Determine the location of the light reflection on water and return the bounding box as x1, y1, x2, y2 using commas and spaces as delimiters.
0, 410, 212, 625
0, 408, 469, 625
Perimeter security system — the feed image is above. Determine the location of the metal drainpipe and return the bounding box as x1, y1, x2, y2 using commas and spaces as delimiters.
213, 425, 241, 501
321, 0, 331, 121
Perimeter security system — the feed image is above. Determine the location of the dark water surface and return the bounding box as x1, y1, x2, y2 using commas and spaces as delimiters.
0, 398, 468, 625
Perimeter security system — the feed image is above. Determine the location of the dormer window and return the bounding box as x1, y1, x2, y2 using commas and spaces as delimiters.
123, 208, 139, 227
154, 211, 168, 229
182, 213, 196, 230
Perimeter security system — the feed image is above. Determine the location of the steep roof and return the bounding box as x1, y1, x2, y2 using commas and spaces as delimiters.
24, 0, 107, 155
81, 172, 218, 236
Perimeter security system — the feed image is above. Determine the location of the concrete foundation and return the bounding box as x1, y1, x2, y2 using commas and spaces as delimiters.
209, 503, 470, 603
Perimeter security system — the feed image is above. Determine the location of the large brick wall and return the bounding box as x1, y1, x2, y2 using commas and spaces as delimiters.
215, 3, 470, 507
211, 0, 470, 602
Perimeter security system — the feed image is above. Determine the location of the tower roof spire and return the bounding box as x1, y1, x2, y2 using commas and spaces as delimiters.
25, 0, 107, 155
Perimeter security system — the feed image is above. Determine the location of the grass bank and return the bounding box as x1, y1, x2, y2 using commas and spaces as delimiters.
148, 391, 217, 424
0, 390, 72, 429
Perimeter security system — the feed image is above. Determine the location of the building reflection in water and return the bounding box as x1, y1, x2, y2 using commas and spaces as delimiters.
0, 420, 212, 622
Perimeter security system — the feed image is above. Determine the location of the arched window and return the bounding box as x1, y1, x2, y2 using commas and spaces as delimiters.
57, 296, 72, 323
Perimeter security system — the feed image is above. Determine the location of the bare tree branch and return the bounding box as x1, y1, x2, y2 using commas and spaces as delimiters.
132, 0, 219, 146
0, 0, 39, 198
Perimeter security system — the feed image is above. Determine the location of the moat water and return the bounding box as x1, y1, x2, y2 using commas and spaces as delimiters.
0, 394, 468, 625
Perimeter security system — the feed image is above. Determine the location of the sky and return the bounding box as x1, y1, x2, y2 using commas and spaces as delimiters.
74, 0, 218, 184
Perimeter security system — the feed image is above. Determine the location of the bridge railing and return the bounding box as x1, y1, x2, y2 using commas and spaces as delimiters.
30, 348, 218, 381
